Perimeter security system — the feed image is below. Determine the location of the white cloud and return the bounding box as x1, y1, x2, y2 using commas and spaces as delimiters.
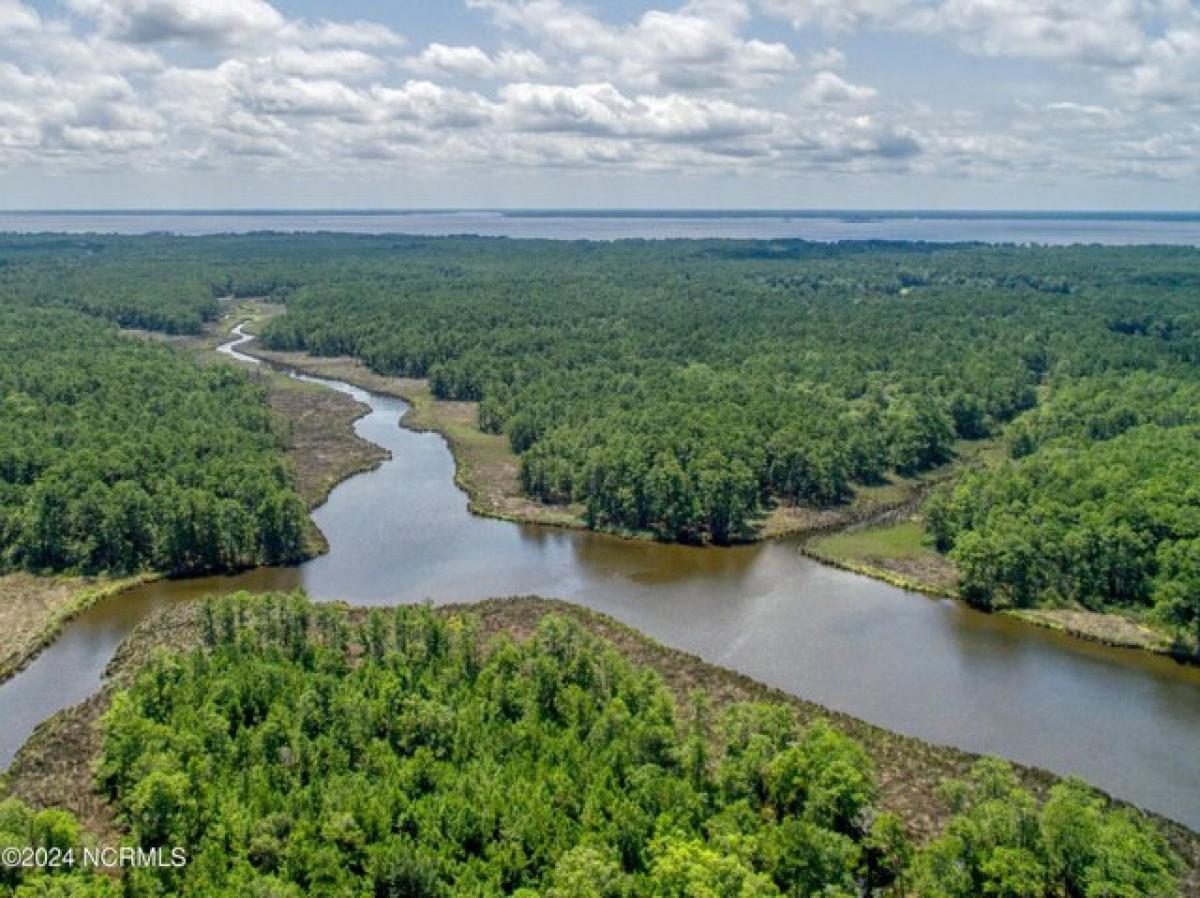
0, 0, 1195, 191
499, 82, 781, 141
272, 47, 385, 81
406, 43, 548, 80
1043, 101, 1115, 120
0, 0, 40, 34
805, 70, 877, 103
241, 76, 365, 118
933, 0, 1149, 67
287, 20, 406, 49
758, 0, 908, 31
372, 81, 495, 129
470, 0, 797, 90
409, 43, 493, 78
808, 46, 846, 70
760, 0, 1196, 73
1115, 25, 1200, 107
68, 0, 285, 46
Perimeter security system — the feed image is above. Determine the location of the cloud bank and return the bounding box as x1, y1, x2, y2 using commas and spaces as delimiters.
0, 0, 1196, 203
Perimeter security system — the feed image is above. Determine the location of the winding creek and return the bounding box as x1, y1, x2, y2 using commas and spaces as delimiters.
3, 325, 1200, 830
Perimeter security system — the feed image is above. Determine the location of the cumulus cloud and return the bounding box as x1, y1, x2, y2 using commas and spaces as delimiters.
804, 70, 877, 103
934, 0, 1150, 67
406, 43, 547, 80
760, 0, 1196, 73
1115, 25, 1200, 107
758, 0, 902, 31
0, 0, 1194, 189
288, 20, 406, 49
373, 81, 495, 129
470, 0, 797, 90
68, 0, 285, 46
0, 0, 40, 34
499, 82, 781, 141
272, 47, 386, 81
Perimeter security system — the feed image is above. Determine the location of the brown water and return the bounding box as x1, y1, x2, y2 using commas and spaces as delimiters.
3, 328, 1200, 829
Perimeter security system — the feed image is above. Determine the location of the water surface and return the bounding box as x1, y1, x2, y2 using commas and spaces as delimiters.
2, 209, 1199, 245
3, 328, 1199, 830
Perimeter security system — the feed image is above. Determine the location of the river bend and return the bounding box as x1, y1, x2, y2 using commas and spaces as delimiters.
2, 325, 1199, 829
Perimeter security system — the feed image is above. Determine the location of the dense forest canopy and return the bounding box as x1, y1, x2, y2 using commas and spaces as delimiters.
2, 234, 1199, 635
0, 303, 307, 576
0, 594, 1180, 897
246, 238, 1199, 544
926, 371, 1200, 643
248, 235, 1200, 641
0, 236, 220, 334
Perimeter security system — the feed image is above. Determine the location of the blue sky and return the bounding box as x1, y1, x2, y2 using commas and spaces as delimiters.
1, 0, 1197, 208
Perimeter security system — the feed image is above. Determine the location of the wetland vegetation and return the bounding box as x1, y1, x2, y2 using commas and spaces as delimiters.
3, 233, 1200, 648
1, 595, 1189, 898
254, 235, 1200, 650
2, 233, 1200, 895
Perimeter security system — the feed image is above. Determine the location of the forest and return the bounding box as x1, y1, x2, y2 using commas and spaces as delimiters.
249, 235, 1200, 640
0, 235, 220, 334
926, 372, 1200, 641
2, 233, 1199, 635
247, 239, 1198, 541
0, 594, 1181, 897
0, 262, 307, 575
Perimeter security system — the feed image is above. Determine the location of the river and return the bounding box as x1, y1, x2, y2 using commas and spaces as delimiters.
3, 326, 1199, 830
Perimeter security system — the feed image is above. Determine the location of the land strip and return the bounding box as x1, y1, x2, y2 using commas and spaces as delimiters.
804, 519, 960, 597
236, 312, 1189, 661
237, 315, 965, 543
129, 308, 390, 552
238, 330, 587, 530
264, 374, 388, 514
1008, 607, 1175, 654
0, 311, 388, 685
3, 595, 1197, 894
759, 454, 953, 540
807, 514, 1188, 657
0, 572, 157, 685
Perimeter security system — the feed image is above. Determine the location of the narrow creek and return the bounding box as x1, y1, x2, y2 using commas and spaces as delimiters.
4, 325, 1200, 829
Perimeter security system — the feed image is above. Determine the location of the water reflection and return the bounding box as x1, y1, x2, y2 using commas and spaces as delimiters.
2, 331, 1199, 831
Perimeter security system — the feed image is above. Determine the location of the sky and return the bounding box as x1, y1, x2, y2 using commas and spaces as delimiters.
0, 0, 1197, 209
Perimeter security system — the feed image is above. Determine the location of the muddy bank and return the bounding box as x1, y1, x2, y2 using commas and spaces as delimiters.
4, 595, 1197, 894
0, 572, 157, 686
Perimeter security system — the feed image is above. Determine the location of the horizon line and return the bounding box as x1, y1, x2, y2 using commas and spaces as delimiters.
2, 207, 1199, 216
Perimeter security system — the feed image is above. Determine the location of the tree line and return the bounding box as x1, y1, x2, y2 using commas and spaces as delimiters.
927, 369, 1200, 648
241, 237, 1199, 544
4, 233, 1199, 625
0, 236, 221, 334
1, 593, 1180, 897
0, 306, 307, 575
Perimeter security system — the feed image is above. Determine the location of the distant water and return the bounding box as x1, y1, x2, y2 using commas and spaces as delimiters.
1, 210, 1199, 245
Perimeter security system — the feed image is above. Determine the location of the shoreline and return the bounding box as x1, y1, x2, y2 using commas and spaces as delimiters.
239, 334, 954, 543
0, 572, 161, 687
3, 317, 1199, 871
4, 595, 1197, 892
800, 541, 959, 599
237, 324, 1193, 664
234, 302, 954, 544
237, 336, 591, 532
1006, 606, 1185, 659
16, 306, 1174, 700
0, 313, 390, 688
803, 517, 1194, 663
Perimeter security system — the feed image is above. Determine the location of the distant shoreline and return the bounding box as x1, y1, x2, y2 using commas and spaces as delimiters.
2, 210, 1198, 243
2, 207, 1198, 218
